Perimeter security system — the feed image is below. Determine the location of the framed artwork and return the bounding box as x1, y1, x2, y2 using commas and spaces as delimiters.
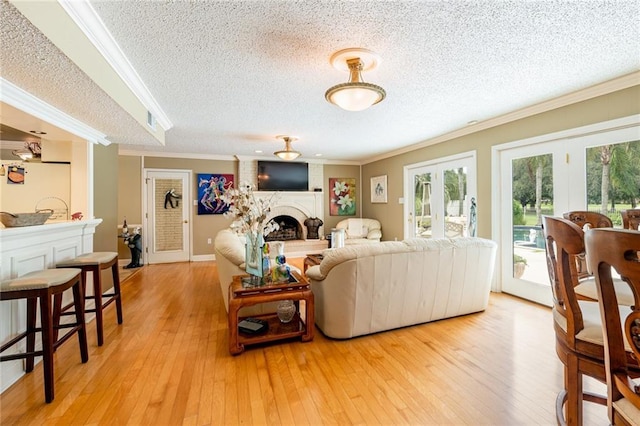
7, 165, 25, 184
329, 178, 356, 216
370, 175, 387, 203
197, 173, 234, 215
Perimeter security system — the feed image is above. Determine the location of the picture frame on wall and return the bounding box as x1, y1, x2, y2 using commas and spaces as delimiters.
197, 173, 234, 215
329, 178, 356, 216
370, 175, 387, 203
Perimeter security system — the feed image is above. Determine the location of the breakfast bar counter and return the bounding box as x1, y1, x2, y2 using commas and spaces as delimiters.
0, 219, 102, 393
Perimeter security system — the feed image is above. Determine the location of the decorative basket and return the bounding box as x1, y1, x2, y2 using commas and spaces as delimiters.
0, 211, 52, 227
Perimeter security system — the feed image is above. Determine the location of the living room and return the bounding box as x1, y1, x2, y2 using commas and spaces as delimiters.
1, 1, 640, 424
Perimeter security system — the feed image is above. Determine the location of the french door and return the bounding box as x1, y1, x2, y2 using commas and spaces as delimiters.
404, 152, 477, 239
144, 169, 191, 264
495, 118, 639, 306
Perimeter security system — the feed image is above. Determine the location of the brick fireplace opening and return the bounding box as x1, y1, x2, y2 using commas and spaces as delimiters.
265, 215, 303, 241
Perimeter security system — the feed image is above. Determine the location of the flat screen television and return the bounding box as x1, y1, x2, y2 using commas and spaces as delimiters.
257, 160, 308, 191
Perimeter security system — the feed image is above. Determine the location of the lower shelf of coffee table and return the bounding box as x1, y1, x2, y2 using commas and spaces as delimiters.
237, 312, 306, 346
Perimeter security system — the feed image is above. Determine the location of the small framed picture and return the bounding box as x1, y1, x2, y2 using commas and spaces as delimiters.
370, 175, 387, 203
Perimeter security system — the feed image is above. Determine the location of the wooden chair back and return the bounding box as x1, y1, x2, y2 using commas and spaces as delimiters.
621, 209, 640, 231
542, 216, 586, 339
563, 211, 613, 229
563, 211, 613, 279
585, 228, 640, 424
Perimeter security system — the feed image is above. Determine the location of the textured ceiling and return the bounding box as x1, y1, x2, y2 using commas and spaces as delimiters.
2, 1, 639, 162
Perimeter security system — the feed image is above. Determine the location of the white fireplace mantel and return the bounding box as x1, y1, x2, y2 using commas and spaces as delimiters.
254, 191, 324, 240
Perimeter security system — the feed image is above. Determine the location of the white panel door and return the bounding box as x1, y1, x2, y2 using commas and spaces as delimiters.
144, 169, 191, 264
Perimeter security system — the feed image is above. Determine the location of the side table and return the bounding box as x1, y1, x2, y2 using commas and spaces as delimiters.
228, 271, 314, 355
303, 254, 323, 274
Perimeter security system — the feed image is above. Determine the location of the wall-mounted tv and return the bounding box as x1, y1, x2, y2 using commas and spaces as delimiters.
257, 160, 308, 191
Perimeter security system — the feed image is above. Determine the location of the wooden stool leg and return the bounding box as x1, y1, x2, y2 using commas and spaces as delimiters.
72, 279, 89, 363
52, 293, 63, 343
92, 267, 104, 346
110, 262, 123, 324
25, 298, 37, 373
565, 355, 583, 426
39, 292, 55, 403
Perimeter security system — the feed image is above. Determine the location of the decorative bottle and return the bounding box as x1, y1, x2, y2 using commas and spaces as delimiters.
262, 243, 272, 283
122, 217, 128, 235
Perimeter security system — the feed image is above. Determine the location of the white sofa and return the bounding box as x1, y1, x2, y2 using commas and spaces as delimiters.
305, 237, 498, 339
335, 218, 382, 244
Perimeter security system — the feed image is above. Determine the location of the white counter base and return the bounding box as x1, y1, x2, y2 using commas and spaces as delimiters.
0, 219, 102, 393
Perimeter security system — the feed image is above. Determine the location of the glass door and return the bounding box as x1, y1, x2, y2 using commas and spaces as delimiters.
404, 152, 476, 240
497, 123, 639, 306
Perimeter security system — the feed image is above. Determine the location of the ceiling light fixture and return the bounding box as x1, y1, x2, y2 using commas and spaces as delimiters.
274, 135, 301, 161
325, 48, 386, 112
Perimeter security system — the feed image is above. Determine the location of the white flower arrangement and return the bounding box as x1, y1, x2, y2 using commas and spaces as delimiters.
220, 182, 279, 236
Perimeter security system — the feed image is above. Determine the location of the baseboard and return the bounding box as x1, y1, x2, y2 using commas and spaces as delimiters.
192, 254, 215, 262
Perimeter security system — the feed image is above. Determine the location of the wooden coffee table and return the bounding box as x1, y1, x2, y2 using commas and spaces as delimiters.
228, 271, 314, 355
303, 254, 323, 274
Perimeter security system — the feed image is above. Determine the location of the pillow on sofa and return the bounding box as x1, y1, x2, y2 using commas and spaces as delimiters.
214, 229, 246, 266
347, 219, 367, 238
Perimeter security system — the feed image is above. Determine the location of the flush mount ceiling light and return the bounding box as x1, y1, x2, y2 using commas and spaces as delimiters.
325, 48, 386, 112
274, 135, 301, 161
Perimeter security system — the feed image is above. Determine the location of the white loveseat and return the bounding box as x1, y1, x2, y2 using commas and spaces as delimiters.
305, 237, 498, 339
335, 218, 382, 244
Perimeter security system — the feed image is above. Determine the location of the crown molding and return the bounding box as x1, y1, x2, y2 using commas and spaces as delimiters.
1, 78, 110, 145
59, 0, 173, 131
362, 71, 640, 165
234, 154, 360, 165
118, 148, 236, 161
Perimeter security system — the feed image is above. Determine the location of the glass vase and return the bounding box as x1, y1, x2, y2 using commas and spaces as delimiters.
245, 231, 264, 278
277, 300, 296, 323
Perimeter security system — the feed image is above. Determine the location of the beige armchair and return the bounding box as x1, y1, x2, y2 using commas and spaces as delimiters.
335, 218, 382, 244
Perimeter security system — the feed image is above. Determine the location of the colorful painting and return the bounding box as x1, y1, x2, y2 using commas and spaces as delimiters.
329, 178, 356, 216
197, 173, 234, 215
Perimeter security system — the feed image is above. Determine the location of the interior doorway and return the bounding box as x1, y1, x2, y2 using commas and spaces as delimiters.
143, 169, 191, 264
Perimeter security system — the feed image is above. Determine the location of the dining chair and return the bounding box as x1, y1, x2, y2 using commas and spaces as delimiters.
543, 215, 609, 425
620, 209, 640, 231
585, 228, 640, 425
562, 211, 617, 300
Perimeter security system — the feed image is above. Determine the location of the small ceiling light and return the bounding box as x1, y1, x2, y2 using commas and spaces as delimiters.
274, 135, 301, 161
325, 48, 386, 112
29, 130, 47, 135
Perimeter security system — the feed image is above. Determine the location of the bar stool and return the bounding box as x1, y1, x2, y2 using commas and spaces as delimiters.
55, 252, 123, 346
0, 268, 88, 403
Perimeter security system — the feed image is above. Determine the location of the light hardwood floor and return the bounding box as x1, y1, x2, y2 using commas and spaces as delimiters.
1, 259, 609, 425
